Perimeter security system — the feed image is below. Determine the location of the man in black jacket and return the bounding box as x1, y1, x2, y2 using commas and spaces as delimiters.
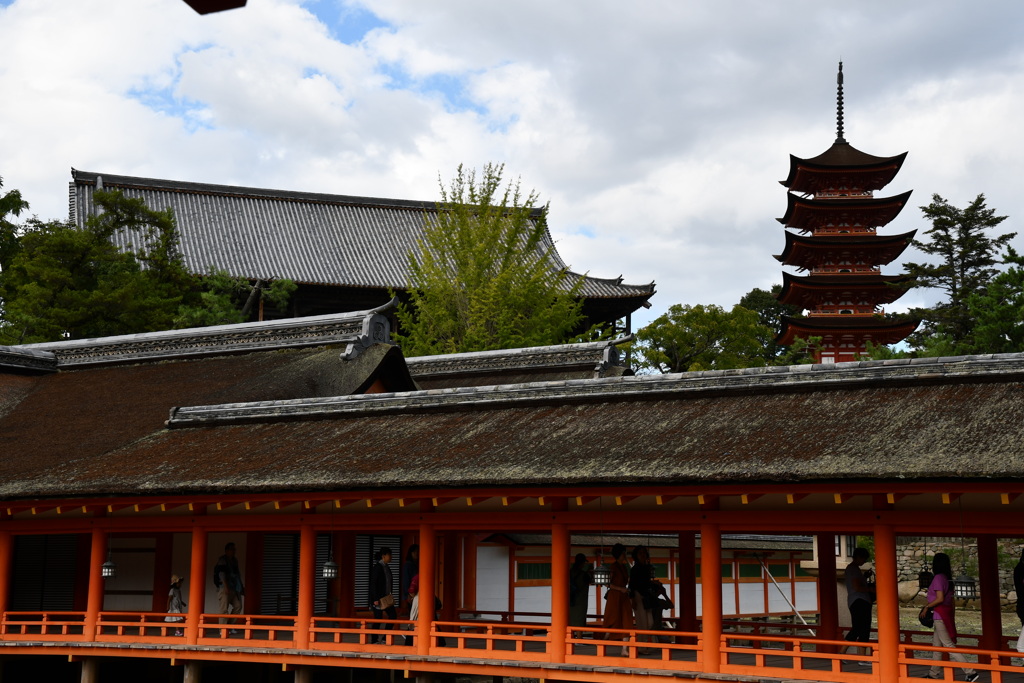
368, 547, 395, 643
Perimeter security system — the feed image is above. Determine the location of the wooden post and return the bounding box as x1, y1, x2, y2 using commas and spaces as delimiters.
296, 524, 315, 649
442, 531, 458, 622
677, 531, 697, 639
978, 534, 1002, 651
817, 533, 839, 645
463, 534, 478, 612
700, 523, 722, 673
873, 523, 899, 682
80, 657, 99, 683
186, 526, 208, 645
338, 531, 356, 618
0, 531, 11, 619
550, 522, 570, 663
416, 523, 437, 655
84, 529, 107, 640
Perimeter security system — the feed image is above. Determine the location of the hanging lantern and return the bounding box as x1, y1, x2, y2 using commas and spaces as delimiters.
101, 549, 117, 579
918, 561, 934, 590
322, 558, 339, 580
952, 575, 977, 601
593, 562, 612, 586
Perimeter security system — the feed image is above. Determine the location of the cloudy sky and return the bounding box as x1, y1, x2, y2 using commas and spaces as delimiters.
2, 0, 1023, 329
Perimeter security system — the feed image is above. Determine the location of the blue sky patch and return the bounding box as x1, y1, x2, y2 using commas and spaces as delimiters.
303, 0, 389, 44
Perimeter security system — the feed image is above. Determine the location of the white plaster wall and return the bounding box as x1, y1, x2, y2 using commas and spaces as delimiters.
475, 545, 508, 615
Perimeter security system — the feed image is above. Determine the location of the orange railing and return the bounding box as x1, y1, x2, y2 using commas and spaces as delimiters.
310, 616, 413, 650
97, 612, 185, 641
8, 609, 1024, 682
0, 611, 87, 640
721, 632, 875, 682
196, 613, 298, 646
565, 625, 702, 670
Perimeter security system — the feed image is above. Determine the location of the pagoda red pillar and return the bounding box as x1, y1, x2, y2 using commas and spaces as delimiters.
295, 523, 315, 649
700, 523, 722, 673
978, 535, 1002, 651
463, 534, 478, 611
84, 528, 107, 639
416, 523, 436, 655
873, 524, 900, 681
817, 533, 839, 646
677, 532, 698, 639
185, 526, 207, 644
0, 531, 11, 619
550, 523, 570, 662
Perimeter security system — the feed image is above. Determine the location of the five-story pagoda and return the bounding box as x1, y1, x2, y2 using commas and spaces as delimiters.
775, 63, 919, 363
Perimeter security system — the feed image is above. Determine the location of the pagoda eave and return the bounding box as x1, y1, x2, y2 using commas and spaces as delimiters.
777, 316, 919, 347
778, 190, 913, 231
776, 272, 911, 308
781, 145, 908, 192
777, 230, 918, 270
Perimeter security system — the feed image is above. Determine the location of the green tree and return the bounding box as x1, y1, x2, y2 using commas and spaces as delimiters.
632, 303, 771, 373
904, 194, 1016, 350
738, 285, 800, 363
174, 269, 296, 328
966, 247, 1024, 353
394, 163, 586, 356
0, 190, 199, 343
0, 175, 30, 275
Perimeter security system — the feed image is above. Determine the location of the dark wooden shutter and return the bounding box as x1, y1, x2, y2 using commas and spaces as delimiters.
10, 534, 79, 611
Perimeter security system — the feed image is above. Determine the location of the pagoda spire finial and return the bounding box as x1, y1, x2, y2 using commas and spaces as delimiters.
836, 61, 846, 143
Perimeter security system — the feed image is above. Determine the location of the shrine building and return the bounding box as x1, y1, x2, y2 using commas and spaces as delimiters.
775, 63, 919, 362
67, 170, 655, 336
2, 304, 1024, 683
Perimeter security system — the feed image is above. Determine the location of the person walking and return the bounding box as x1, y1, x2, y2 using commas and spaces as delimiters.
165, 574, 186, 636
213, 542, 244, 630
601, 544, 633, 656
920, 552, 979, 682
1014, 549, 1024, 653
569, 553, 593, 628
838, 547, 875, 662
368, 547, 396, 644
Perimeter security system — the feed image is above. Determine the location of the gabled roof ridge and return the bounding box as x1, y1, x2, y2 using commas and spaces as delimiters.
166, 351, 1024, 427
72, 168, 444, 213
17, 302, 395, 367
405, 336, 632, 365
0, 345, 58, 373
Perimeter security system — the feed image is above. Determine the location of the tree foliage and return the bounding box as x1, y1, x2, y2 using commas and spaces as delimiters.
904, 194, 1016, 349
966, 247, 1024, 354
632, 303, 771, 373
394, 163, 586, 356
738, 285, 800, 363
0, 183, 295, 344
174, 270, 296, 329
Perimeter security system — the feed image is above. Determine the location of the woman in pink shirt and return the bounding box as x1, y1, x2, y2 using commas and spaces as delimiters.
919, 553, 978, 682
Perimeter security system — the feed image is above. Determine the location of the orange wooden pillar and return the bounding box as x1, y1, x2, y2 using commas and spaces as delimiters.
873, 523, 899, 681
0, 531, 11, 619
185, 526, 208, 644
550, 522, 570, 663
978, 535, 1002, 651
296, 523, 315, 649
84, 528, 107, 640
677, 532, 697, 637
700, 523, 722, 673
442, 531, 458, 621
416, 523, 437, 655
463, 534, 478, 612
816, 533, 839, 645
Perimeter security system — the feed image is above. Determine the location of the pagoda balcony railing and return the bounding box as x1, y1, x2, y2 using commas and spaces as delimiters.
5, 609, 1024, 681
807, 309, 881, 316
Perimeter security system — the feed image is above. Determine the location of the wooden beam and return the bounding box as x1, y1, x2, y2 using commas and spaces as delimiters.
740, 494, 763, 505
501, 496, 525, 506
574, 496, 598, 507
615, 495, 638, 506
1002, 493, 1020, 505
941, 493, 963, 505
786, 493, 808, 505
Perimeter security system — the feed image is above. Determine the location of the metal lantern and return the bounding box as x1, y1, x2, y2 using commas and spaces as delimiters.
101, 550, 117, 579
952, 575, 977, 601
592, 563, 612, 586
917, 566, 934, 590
322, 558, 339, 580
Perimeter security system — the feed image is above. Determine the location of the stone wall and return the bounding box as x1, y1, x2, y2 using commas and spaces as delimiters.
895, 538, 1024, 609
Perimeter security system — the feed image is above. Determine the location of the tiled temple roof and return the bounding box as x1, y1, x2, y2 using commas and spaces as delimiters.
69, 170, 655, 303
